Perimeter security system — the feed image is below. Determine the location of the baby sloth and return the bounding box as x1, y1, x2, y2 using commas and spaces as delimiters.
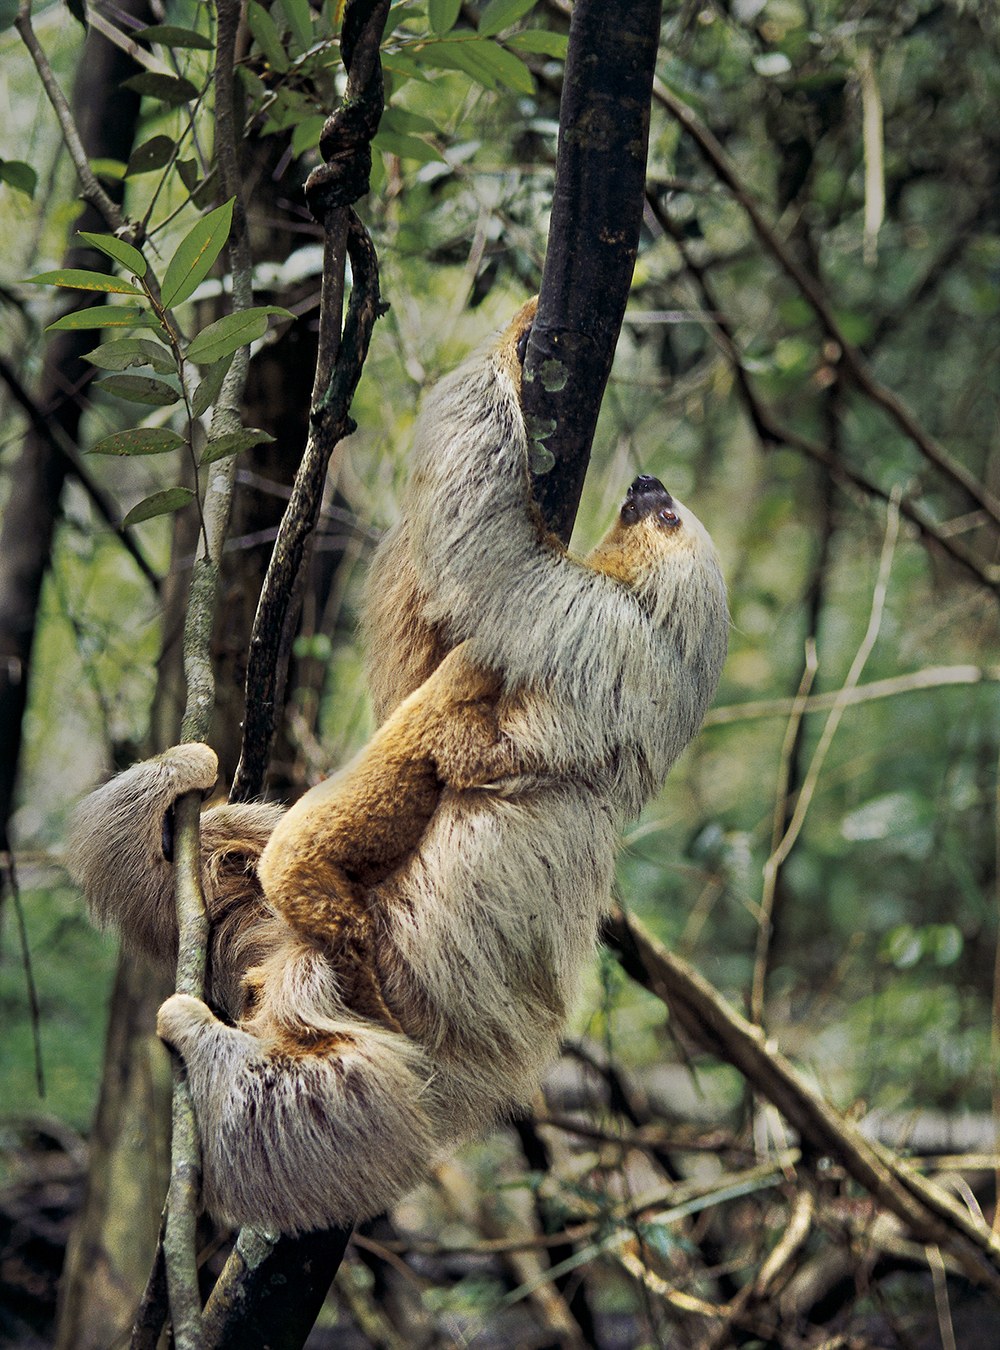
69, 300, 728, 1235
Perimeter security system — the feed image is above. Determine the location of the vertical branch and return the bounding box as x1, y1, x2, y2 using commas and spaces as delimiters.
231, 0, 390, 804
523, 0, 664, 541
159, 0, 259, 1341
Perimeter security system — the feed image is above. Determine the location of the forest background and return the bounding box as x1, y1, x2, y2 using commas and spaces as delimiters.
1, 0, 999, 1346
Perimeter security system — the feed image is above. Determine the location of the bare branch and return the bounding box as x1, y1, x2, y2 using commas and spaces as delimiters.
14, 0, 123, 228
703, 663, 1000, 727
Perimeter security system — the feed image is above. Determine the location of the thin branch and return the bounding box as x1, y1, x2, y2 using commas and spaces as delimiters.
704, 663, 1000, 726
14, 0, 123, 228
230, 214, 384, 802
159, 0, 261, 1340
651, 75, 1000, 529
750, 640, 818, 1025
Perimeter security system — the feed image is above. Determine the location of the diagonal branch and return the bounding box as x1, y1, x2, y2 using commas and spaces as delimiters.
604, 906, 1000, 1299
15, 0, 123, 228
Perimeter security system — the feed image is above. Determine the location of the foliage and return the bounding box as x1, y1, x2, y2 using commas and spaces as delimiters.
1, 0, 999, 1343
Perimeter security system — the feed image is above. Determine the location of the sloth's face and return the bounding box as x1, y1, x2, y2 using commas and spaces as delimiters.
619, 475, 681, 533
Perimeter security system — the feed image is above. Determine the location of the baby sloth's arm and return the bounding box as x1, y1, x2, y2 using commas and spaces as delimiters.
257, 643, 517, 950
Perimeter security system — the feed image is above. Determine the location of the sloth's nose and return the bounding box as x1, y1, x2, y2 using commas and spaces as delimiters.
627, 475, 674, 507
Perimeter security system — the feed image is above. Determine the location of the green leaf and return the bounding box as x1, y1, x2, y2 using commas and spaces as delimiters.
26, 268, 145, 296
185, 306, 291, 365
85, 338, 175, 373
200, 427, 276, 465
95, 374, 181, 406
247, 1, 290, 72
45, 305, 144, 332
507, 28, 567, 58
122, 72, 200, 106
428, 0, 462, 36
123, 487, 195, 526
420, 38, 534, 94
277, 0, 313, 52
191, 354, 235, 418
0, 159, 38, 199
78, 232, 147, 277
381, 107, 440, 136
125, 135, 176, 177
177, 159, 201, 193
90, 427, 187, 455
478, 0, 537, 38
160, 198, 235, 309
291, 115, 326, 157
90, 158, 127, 182
375, 131, 444, 165
0, 0, 20, 32
134, 23, 215, 50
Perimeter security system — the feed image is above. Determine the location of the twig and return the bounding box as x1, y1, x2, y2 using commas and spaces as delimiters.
753, 496, 900, 1022
751, 640, 818, 1025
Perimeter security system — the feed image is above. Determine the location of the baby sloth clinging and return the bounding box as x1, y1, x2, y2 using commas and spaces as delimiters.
69, 299, 728, 1235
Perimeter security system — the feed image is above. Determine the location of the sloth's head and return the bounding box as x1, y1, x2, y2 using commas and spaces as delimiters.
587, 474, 721, 586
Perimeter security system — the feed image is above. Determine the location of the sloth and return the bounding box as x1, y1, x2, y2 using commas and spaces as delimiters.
69, 299, 728, 1235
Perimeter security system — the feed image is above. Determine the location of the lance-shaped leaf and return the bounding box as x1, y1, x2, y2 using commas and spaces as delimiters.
428, 0, 461, 35
45, 306, 144, 332
86, 338, 176, 373
91, 427, 187, 455
277, 0, 313, 53
96, 374, 181, 406
122, 72, 200, 106
185, 305, 292, 365
27, 268, 145, 296
478, 0, 538, 38
191, 354, 235, 418
507, 28, 568, 57
247, 0, 290, 72
418, 38, 534, 94
78, 231, 148, 278
134, 23, 215, 50
200, 427, 276, 465
124, 487, 196, 527
160, 198, 235, 309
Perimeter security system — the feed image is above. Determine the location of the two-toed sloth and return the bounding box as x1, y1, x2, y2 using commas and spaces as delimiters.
69, 299, 728, 1235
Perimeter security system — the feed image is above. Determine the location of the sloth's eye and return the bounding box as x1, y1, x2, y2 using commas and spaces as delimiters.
658, 508, 680, 529
620, 501, 639, 525
516, 325, 531, 365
